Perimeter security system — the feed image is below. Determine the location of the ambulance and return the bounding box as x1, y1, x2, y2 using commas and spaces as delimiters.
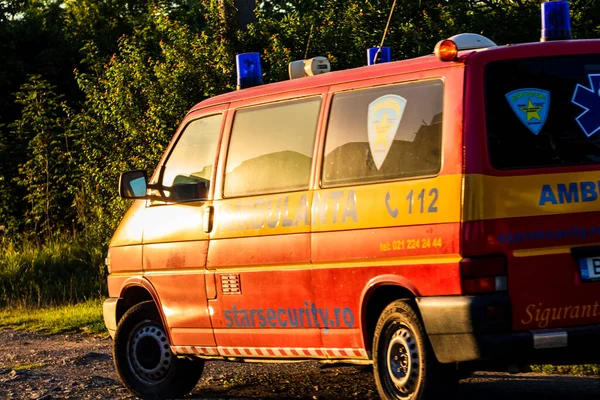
103, 2, 600, 399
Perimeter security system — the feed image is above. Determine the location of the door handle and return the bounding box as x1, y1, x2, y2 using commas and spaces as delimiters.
205, 270, 217, 300
203, 205, 214, 233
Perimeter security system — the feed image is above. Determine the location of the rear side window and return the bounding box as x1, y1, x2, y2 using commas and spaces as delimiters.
486, 54, 600, 169
224, 97, 321, 197
322, 80, 443, 187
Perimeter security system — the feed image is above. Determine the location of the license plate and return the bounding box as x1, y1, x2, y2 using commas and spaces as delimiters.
579, 257, 600, 281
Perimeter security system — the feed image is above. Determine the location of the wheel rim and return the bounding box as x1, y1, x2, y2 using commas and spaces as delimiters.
385, 324, 420, 396
127, 321, 173, 384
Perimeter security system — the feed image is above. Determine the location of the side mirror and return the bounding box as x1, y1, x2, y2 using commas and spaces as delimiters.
119, 170, 148, 199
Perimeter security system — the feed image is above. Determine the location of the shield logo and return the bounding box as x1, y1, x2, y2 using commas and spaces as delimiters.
368, 94, 407, 170
505, 88, 550, 135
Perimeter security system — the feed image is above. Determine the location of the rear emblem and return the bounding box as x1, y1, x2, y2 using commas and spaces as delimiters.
368, 94, 407, 169
572, 74, 600, 138
505, 88, 550, 135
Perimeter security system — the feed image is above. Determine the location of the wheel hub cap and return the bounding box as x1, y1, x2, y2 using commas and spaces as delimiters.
129, 323, 172, 383
386, 327, 420, 395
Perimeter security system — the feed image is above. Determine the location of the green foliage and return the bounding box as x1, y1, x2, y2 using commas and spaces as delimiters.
72, 8, 234, 241
0, 298, 105, 334
531, 364, 600, 376
10, 76, 75, 241
5, 363, 46, 371
0, 126, 19, 236
0, 237, 106, 307
0, 0, 78, 237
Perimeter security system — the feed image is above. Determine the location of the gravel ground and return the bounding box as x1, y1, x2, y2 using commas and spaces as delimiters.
1, 329, 600, 400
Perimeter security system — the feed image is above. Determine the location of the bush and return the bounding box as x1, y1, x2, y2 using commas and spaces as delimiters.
0, 235, 106, 307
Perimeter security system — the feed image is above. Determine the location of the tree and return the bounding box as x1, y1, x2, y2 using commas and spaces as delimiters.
10, 75, 74, 243
1, 0, 600, 246
71, 8, 234, 242
219, 0, 257, 37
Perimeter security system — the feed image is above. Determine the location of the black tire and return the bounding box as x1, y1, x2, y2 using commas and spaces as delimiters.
372, 300, 457, 400
113, 300, 204, 399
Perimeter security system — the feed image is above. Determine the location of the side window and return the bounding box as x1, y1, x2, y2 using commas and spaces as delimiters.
161, 114, 222, 202
322, 80, 443, 187
224, 97, 321, 197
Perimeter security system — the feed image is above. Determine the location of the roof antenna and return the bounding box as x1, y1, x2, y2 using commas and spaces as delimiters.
373, 0, 397, 64
305, 23, 314, 59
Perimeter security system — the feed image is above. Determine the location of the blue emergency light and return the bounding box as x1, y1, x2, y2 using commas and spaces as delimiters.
367, 47, 391, 65
236, 52, 263, 90
541, 1, 572, 42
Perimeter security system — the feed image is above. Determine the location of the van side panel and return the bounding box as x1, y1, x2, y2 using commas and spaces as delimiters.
143, 241, 215, 346
208, 235, 310, 267
310, 185, 463, 347
207, 190, 318, 347
207, 88, 327, 351
311, 225, 462, 295
185, 66, 463, 356
311, 67, 464, 349
107, 199, 146, 296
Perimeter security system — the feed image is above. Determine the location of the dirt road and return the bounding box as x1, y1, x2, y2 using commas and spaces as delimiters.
1, 329, 599, 399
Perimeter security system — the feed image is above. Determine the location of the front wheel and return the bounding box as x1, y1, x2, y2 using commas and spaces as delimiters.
373, 300, 456, 400
113, 300, 204, 399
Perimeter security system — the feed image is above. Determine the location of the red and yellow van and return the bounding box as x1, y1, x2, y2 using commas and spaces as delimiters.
103, 14, 600, 400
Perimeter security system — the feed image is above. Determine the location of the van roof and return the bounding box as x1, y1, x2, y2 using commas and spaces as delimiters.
190, 53, 457, 111
190, 39, 600, 113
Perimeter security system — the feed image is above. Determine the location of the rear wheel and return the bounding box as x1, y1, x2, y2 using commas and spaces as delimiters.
113, 300, 204, 399
373, 300, 457, 400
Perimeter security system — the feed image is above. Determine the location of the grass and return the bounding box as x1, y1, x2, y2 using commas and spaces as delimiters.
6, 363, 45, 371
0, 236, 107, 307
0, 298, 106, 334
530, 364, 600, 376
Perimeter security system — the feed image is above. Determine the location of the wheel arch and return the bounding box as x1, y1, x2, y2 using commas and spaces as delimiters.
117, 277, 172, 343
360, 275, 421, 354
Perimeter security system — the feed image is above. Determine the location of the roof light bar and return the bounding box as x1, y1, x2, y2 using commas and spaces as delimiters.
236, 52, 263, 90
447, 33, 497, 51
367, 47, 391, 65
541, 1, 572, 42
434, 40, 458, 62
288, 57, 331, 80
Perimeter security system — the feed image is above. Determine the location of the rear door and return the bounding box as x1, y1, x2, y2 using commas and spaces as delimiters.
465, 48, 600, 331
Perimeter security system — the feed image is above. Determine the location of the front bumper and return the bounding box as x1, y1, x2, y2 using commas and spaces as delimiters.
103, 297, 120, 339
418, 294, 600, 365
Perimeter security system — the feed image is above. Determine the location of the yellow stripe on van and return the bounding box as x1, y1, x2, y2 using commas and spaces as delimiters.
212, 191, 313, 238
464, 172, 600, 221
311, 174, 462, 232
212, 175, 463, 239
212, 171, 600, 238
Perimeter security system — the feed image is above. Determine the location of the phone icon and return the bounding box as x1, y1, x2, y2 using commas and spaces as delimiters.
385, 191, 399, 218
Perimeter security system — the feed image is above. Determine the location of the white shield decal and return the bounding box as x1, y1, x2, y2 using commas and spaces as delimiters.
368, 94, 407, 170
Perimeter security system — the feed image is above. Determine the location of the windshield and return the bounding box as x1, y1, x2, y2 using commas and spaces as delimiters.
485, 54, 600, 169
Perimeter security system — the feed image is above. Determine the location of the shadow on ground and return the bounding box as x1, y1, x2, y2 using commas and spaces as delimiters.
187, 363, 600, 400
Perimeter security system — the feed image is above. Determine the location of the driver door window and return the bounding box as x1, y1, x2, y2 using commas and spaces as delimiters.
160, 114, 222, 202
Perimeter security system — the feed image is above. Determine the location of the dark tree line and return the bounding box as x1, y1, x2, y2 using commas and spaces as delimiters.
0, 0, 598, 248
